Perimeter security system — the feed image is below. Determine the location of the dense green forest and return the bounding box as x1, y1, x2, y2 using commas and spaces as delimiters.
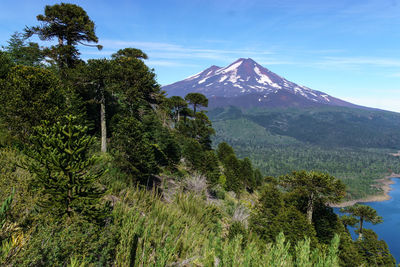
0, 3, 396, 266
210, 106, 400, 199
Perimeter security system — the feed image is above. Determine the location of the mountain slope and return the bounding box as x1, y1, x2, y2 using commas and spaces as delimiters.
163, 58, 358, 109
209, 106, 400, 149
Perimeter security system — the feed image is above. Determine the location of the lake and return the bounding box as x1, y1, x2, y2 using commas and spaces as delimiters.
334, 178, 400, 263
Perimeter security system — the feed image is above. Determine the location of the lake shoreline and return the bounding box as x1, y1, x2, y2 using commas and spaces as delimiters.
330, 173, 400, 208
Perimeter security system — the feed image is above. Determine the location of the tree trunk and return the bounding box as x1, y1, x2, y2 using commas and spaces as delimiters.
100, 91, 107, 153
307, 193, 314, 224
358, 218, 364, 240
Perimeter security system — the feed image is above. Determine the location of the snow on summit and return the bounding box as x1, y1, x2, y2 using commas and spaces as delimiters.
162, 58, 357, 108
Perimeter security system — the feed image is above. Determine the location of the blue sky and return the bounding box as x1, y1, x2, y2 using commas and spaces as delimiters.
1, 0, 400, 112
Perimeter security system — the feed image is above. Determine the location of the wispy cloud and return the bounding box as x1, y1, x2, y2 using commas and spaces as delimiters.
100, 39, 274, 62
315, 56, 400, 68
389, 72, 400, 77
343, 95, 400, 113
146, 60, 199, 67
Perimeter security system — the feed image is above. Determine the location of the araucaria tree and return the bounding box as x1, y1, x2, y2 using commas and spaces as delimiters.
25, 3, 102, 69
0, 65, 65, 142
184, 93, 208, 114
340, 204, 383, 240
281, 170, 346, 224
27, 116, 106, 220
80, 58, 113, 153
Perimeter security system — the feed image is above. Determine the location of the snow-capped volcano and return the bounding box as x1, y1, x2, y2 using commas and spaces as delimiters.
163, 58, 357, 108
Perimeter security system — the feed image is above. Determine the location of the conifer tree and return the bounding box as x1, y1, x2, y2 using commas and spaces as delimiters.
25, 3, 102, 69
340, 204, 383, 240
26, 116, 106, 220
340, 214, 358, 234
239, 157, 255, 190
111, 47, 148, 60
3, 32, 44, 66
81, 58, 113, 152
110, 48, 161, 115
356, 229, 395, 266
184, 93, 208, 114
216, 142, 235, 163
0, 51, 14, 79
112, 117, 159, 186
224, 154, 242, 195
168, 96, 188, 123
281, 170, 346, 224
0, 65, 66, 143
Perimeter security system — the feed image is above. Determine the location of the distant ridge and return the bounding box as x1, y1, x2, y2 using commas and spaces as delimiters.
163, 58, 360, 109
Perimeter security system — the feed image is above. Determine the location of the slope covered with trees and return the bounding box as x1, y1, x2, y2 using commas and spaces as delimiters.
210, 106, 400, 199
0, 3, 396, 266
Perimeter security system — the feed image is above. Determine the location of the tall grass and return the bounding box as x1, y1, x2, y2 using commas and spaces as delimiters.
113, 187, 340, 266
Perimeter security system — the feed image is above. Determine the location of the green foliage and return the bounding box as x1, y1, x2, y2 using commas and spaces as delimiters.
111, 50, 161, 114
71, 58, 119, 151
26, 116, 106, 220
216, 141, 235, 163
112, 116, 159, 185
281, 170, 346, 223
251, 184, 317, 247
184, 92, 208, 114
210, 106, 400, 149
227, 221, 247, 241
25, 3, 101, 68
3, 32, 44, 66
224, 154, 242, 195
240, 157, 256, 189
340, 214, 358, 231
181, 138, 204, 170
167, 95, 188, 123
0, 148, 40, 228
0, 65, 66, 143
0, 50, 14, 79
111, 47, 148, 60
0, 4, 394, 265
201, 150, 221, 185
356, 229, 396, 266
340, 204, 383, 240
13, 218, 118, 266
177, 111, 215, 149
142, 114, 181, 168
254, 168, 263, 186
0, 189, 14, 229
231, 143, 400, 200
335, 220, 363, 266
210, 106, 400, 200
114, 187, 340, 266
212, 117, 299, 146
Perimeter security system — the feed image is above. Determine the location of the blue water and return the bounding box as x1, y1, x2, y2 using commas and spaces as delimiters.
334, 178, 400, 263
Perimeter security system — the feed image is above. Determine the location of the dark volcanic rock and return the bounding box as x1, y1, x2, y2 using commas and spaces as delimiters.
163, 58, 358, 109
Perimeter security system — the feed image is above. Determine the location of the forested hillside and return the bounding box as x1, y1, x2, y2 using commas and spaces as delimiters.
0, 3, 396, 266
210, 106, 400, 199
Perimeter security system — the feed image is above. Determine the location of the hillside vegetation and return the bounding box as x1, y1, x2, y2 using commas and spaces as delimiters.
210, 106, 400, 199
0, 3, 396, 266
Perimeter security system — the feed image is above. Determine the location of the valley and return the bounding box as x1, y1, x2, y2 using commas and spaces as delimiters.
164, 59, 400, 202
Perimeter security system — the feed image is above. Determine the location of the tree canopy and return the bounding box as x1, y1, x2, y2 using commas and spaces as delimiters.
184, 93, 208, 114
280, 170, 346, 224
340, 204, 383, 240
25, 3, 101, 68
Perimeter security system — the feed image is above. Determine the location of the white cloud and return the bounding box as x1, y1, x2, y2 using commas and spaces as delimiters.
146, 60, 199, 67
341, 96, 400, 113
314, 56, 400, 69
99, 39, 274, 62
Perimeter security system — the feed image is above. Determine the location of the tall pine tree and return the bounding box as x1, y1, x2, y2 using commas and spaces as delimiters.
26, 116, 106, 221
